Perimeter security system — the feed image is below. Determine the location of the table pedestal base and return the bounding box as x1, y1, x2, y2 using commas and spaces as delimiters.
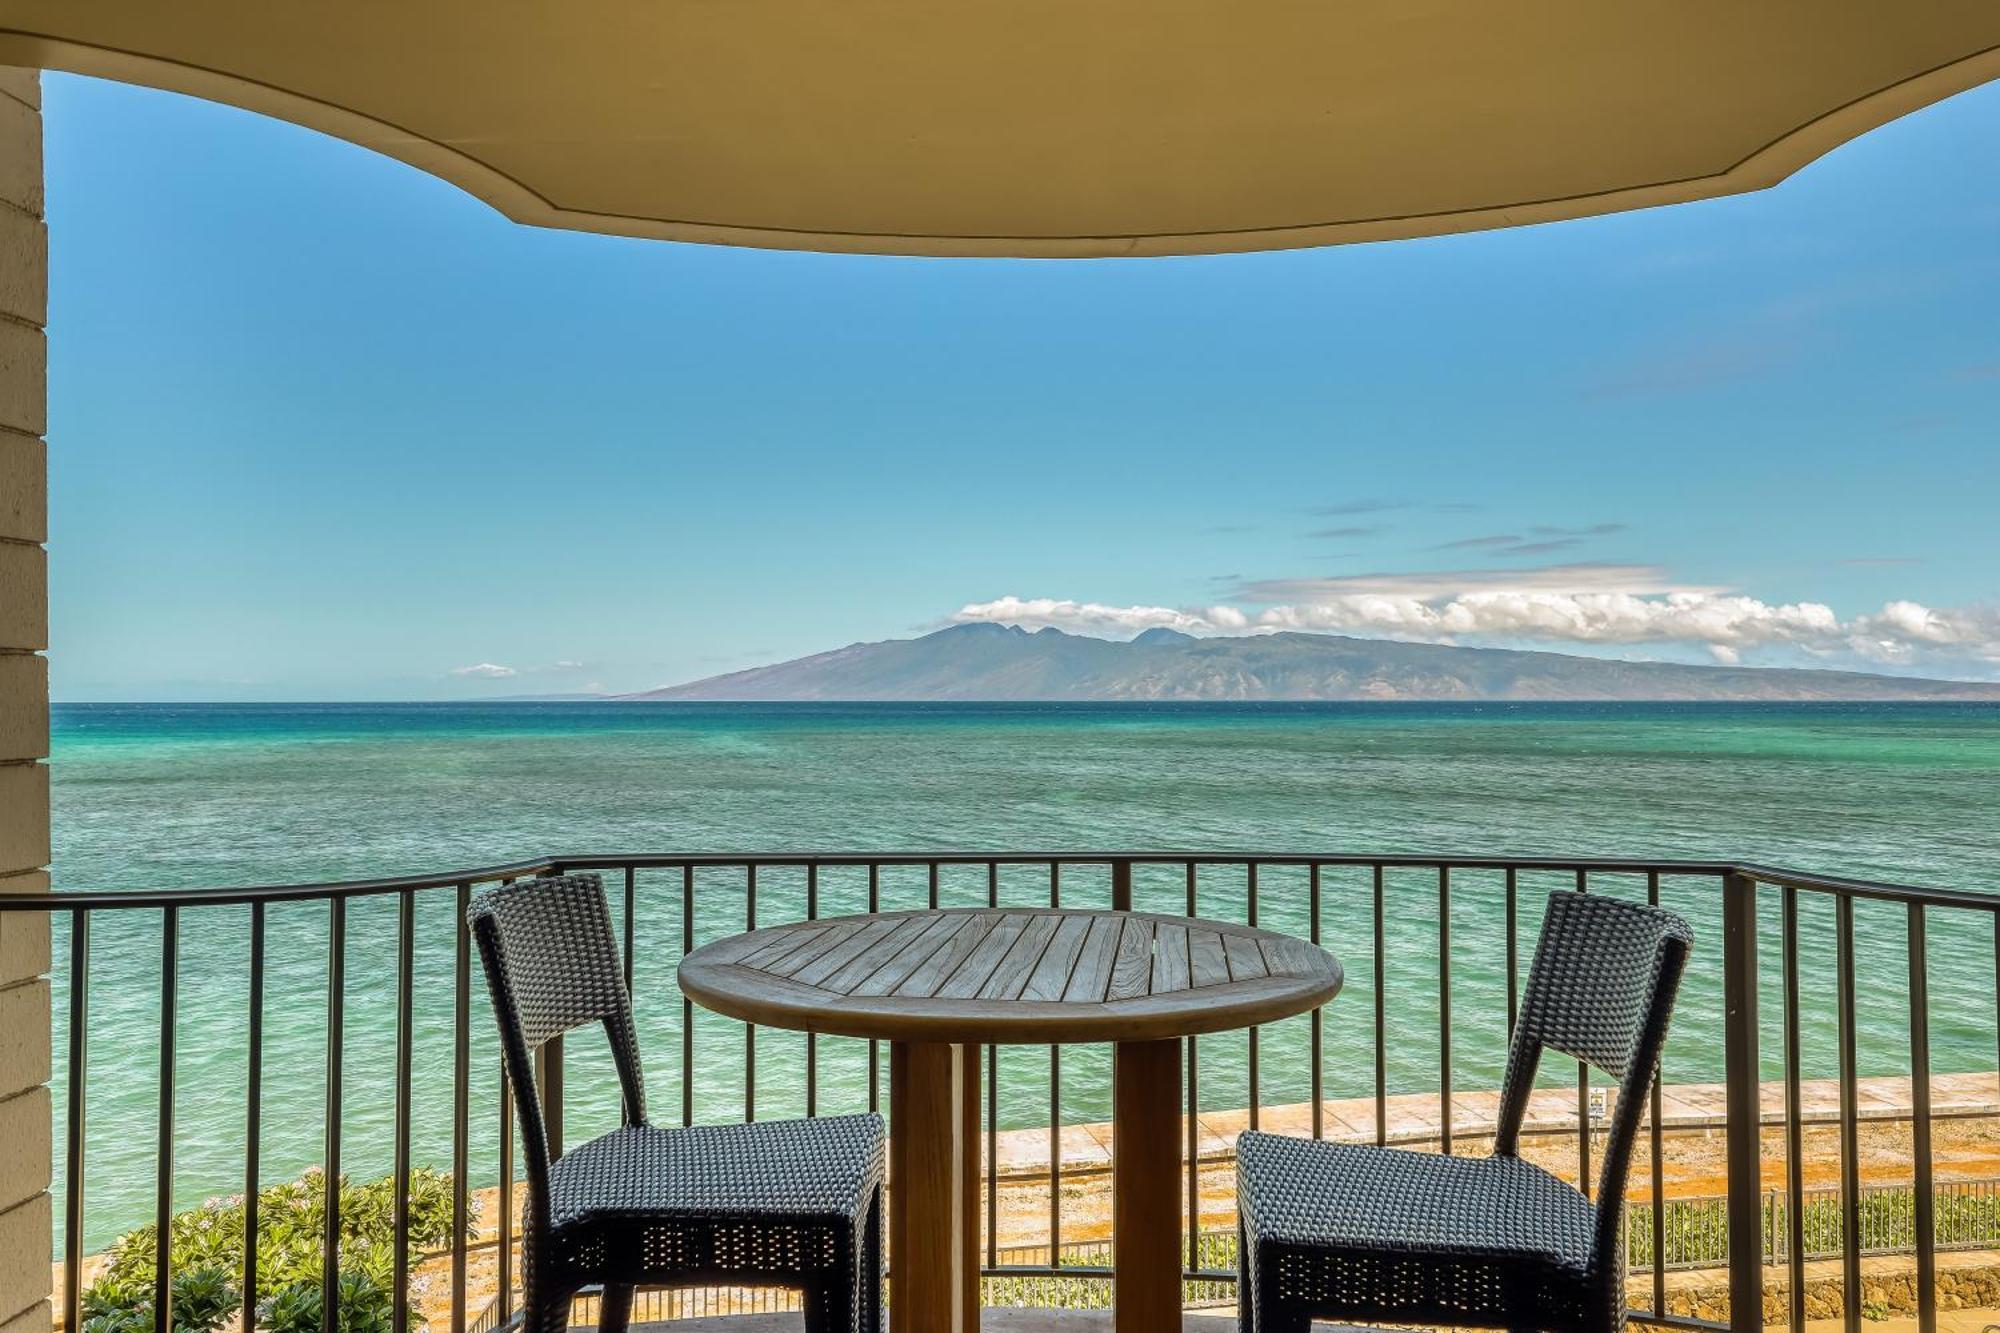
886, 1038, 1185, 1333
889, 1040, 981, 1333
1114, 1038, 1183, 1332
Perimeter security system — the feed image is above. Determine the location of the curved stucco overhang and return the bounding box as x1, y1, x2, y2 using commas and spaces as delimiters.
2, 3, 1999, 258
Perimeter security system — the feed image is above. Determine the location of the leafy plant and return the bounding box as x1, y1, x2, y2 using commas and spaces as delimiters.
257, 1273, 394, 1333
79, 1277, 151, 1333
98, 1166, 468, 1330
170, 1268, 240, 1332
108, 1166, 467, 1288
79, 1267, 239, 1333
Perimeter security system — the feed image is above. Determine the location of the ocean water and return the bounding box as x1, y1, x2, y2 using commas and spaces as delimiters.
45, 700, 2000, 1250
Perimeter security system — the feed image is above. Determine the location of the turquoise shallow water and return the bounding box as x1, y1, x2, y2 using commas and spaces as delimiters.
45, 700, 2000, 1250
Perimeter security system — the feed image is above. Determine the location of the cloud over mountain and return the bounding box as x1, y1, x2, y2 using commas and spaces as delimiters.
950, 570, 2000, 677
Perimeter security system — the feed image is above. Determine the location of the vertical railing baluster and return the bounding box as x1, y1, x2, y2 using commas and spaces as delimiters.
1837, 894, 1862, 1333
324, 897, 345, 1333
1184, 861, 1198, 1277
243, 904, 264, 1320
1648, 871, 1666, 1320
746, 863, 757, 1123
392, 889, 415, 1333
1049, 860, 1062, 1268
788, 860, 804, 1120
452, 885, 470, 1333
1310, 863, 1323, 1141
1783, 886, 1805, 1332
62, 909, 88, 1333
668, 860, 692, 1120
499, 875, 516, 1322
1722, 871, 1763, 1333
622, 864, 636, 993
867, 863, 880, 1115
157, 906, 178, 1333
1576, 868, 1590, 1195
1111, 858, 1132, 912
1373, 864, 1386, 1147
1909, 903, 1935, 1333
1247, 861, 1259, 1132
499, 1062, 513, 1323
1439, 865, 1452, 1156
682, 864, 696, 1126
929, 861, 940, 910
987, 860, 999, 1273
805, 862, 819, 1118
1505, 868, 1519, 1032
245, 903, 265, 1328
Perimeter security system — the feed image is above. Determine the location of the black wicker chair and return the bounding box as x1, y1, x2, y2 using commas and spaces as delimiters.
469, 873, 885, 1333
1235, 888, 1692, 1333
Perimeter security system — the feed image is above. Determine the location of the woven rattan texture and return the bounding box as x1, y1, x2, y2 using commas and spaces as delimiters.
1236, 889, 1691, 1333
471, 875, 886, 1333
1509, 889, 1693, 1082
468, 873, 632, 1049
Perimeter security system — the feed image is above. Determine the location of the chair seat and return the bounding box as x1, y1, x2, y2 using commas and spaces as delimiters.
550, 1113, 884, 1229
1237, 1130, 1604, 1330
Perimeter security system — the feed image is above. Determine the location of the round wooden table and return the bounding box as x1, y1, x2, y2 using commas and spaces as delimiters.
678, 907, 1343, 1333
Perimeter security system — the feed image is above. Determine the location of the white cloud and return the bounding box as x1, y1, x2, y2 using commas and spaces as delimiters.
449, 663, 517, 679
953, 597, 1230, 636
951, 583, 2000, 676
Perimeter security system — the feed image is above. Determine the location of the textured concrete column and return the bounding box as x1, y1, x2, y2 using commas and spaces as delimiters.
0, 64, 50, 1333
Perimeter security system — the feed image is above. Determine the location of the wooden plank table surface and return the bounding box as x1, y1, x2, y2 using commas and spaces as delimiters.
679, 908, 1344, 1333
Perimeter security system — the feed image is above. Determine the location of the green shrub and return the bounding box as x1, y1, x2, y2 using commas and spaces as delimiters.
107, 1166, 467, 1289
79, 1267, 239, 1333
79, 1277, 150, 1333
98, 1166, 469, 1330
257, 1274, 394, 1333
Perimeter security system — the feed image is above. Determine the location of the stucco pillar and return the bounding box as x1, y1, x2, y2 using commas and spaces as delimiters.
0, 65, 50, 1333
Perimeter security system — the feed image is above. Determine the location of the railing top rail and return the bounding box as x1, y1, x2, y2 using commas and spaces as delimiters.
0, 848, 1984, 911
2, 856, 562, 910
1733, 861, 1999, 911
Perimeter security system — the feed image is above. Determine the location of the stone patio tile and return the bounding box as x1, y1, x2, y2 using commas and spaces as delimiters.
1253, 1102, 1315, 1138
995, 1127, 1055, 1173
1056, 1124, 1110, 1170
1450, 1091, 1502, 1136
1320, 1102, 1380, 1141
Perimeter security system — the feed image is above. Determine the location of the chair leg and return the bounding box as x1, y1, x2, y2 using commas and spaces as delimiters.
1237, 1222, 1252, 1333
802, 1277, 853, 1333
862, 1187, 884, 1333
1237, 1236, 1311, 1333
597, 1284, 633, 1333
523, 1285, 576, 1333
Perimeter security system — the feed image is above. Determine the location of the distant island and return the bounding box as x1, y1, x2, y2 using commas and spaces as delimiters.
618, 623, 2000, 702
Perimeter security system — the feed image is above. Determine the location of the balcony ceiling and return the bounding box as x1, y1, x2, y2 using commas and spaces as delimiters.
3, 3, 1998, 257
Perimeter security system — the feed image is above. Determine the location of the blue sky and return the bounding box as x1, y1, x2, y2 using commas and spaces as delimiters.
41, 72, 2000, 699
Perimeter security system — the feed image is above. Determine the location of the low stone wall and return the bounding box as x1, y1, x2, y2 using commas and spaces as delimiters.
1651, 1251, 2000, 1324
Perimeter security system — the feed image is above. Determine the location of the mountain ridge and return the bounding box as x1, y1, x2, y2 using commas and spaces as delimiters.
623, 624, 2000, 702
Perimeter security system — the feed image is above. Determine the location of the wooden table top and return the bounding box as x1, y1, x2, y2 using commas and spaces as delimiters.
677, 907, 1343, 1044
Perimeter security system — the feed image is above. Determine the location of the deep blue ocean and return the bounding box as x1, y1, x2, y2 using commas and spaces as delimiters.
45, 700, 2000, 1248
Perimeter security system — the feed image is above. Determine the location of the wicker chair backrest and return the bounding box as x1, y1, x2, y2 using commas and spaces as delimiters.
1494, 889, 1692, 1266
469, 874, 649, 1202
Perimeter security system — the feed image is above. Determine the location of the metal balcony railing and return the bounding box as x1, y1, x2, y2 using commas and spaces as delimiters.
6, 851, 1992, 1333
